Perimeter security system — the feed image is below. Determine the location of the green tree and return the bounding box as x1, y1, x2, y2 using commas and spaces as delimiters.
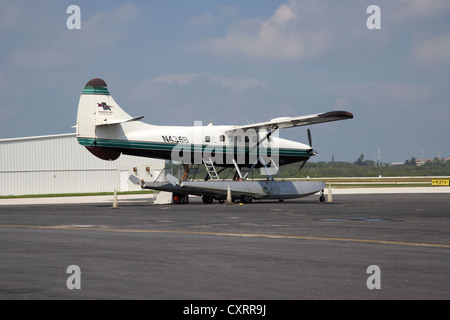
354, 154, 364, 165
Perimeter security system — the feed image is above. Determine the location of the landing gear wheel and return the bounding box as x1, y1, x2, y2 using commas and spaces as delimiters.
202, 195, 214, 204
319, 189, 325, 202
240, 195, 253, 204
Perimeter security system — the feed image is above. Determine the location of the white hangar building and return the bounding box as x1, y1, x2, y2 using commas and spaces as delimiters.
0, 133, 165, 196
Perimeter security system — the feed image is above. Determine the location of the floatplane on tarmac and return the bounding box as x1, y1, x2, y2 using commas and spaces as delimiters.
76, 78, 353, 204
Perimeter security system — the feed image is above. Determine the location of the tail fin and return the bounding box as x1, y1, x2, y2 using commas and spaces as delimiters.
76, 78, 133, 160
76, 78, 133, 136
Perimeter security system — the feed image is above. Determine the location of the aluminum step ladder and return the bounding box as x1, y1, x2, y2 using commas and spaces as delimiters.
203, 158, 220, 180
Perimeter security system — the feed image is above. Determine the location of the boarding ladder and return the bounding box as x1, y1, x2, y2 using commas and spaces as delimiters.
203, 158, 220, 180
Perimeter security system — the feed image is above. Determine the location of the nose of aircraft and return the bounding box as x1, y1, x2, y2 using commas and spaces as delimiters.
306, 147, 318, 156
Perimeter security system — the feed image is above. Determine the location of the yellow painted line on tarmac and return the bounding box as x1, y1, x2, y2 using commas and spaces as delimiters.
1, 224, 449, 249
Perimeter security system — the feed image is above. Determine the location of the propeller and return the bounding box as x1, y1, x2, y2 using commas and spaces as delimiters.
299, 159, 308, 171
307, 128, 312, 147
308, 128, 318, 155
299, 129, 314, 171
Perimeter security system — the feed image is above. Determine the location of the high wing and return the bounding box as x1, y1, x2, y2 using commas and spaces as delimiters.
225, 110, 353, 133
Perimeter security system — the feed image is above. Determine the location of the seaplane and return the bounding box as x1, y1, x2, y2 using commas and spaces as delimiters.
76, 78, 353, 204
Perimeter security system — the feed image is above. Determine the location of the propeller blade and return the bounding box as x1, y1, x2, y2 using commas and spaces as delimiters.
307, 128, 318, 155
299, 160, 307, 171
307, 128, 312, 147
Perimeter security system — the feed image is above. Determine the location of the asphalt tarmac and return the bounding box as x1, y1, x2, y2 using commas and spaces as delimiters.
0, 193, 449, 300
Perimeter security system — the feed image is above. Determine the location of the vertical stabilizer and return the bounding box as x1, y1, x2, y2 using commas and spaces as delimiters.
76, 78, 132, 138
76, 78, 131, 160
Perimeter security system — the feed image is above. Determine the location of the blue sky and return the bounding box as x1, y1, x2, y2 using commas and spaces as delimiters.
1, 0, 450, 163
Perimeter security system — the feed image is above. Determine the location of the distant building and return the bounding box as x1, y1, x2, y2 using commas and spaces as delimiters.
415, 158, 450, 166
0, 133, 164, 196
415, 159, 430, 166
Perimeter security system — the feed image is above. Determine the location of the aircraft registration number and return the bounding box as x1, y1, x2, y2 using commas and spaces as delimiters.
162, 135, 190, 144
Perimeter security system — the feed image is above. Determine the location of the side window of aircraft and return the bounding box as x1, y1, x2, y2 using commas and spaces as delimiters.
219, 135, 225, 142
205, 136, 211, 143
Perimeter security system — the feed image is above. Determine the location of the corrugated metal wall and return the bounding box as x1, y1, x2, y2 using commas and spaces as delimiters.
0, 133, 165, 196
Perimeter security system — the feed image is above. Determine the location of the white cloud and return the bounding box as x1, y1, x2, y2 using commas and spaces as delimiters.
333, 97, 353, 111
7, 3, 139, 69
126, 73, 267, 126
409, 33, 450, 65
385, 0, 450, 21
9, 43, 71, 69
186, 0, 450, 63
188, 5, 239, 26
188, 0, 333, 61
208, 74, 267, 93
150, 73, 201, 86
148, 73, 267, 93
328, 82, 432, 109
76, 3, 139, 47
127, 73, 267, 124
188, 12, 215, 25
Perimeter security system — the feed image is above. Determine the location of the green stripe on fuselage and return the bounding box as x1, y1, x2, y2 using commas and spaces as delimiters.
77, 138, 311, 157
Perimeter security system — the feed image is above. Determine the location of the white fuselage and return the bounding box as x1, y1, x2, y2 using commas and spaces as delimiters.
79, 121, 313, 166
